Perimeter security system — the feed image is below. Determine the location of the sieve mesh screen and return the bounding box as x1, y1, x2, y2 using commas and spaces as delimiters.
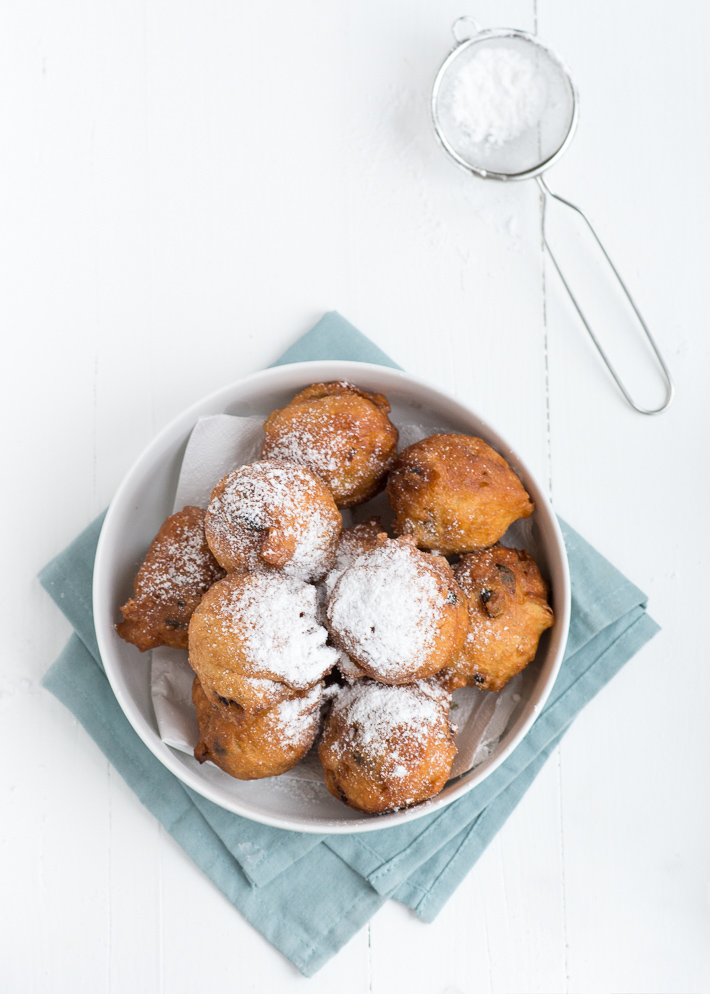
434, 34, 575, 178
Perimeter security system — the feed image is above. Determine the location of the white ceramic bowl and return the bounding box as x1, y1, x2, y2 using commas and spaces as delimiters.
93, 360, 570, 833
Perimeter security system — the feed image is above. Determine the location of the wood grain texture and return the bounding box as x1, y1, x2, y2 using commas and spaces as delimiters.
1, 0, 708, 990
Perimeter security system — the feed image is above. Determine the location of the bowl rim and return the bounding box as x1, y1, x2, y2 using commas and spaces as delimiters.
93, 359, 571, 834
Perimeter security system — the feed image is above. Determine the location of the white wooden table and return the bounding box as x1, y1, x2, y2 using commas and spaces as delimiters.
3, 1, 709, 990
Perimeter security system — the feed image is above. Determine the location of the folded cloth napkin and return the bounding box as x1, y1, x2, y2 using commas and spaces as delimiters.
40, 311, 659, 976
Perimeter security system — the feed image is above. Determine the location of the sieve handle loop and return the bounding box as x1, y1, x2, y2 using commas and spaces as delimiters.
536, 175, 674, 415
452, 16, 483, 44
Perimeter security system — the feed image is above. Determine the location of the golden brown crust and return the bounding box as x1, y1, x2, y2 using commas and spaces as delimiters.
192, 678, 321, 780
336, 517, 384, 556
117, 506, 225, 652
438, 544, 554, 692
386, 434, 534, 554
318, 680, 457, 813
203, 460, 341, 581
289, 380, 392, 413
326, 535, 469, 685
261, 382, 399, 508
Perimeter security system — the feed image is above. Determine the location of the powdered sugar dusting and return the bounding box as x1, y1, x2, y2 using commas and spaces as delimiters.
322, 518, 382, 600
328, 680, 450, 771
263, 410, 379, 493
335, 651, 366, 684
268, 684, 322, 749
326, 542, 440, 679
137, 507, 223, 603
205, 460, 340, 582
262, 383, 396, 498
464, 614, 506, 652
211, 573, 337, 688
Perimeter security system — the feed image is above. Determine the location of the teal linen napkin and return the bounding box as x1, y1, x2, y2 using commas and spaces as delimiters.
40, 311, 659, 976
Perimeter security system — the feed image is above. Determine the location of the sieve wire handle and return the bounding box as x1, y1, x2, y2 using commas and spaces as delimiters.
536, 175, 674, 415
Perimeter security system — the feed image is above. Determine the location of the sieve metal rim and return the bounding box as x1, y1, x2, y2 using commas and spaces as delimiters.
431, 27, 580, 182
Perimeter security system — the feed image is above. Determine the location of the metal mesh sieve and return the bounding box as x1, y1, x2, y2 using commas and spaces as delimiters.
431, 16, 673, 415
433, 25, 577, 180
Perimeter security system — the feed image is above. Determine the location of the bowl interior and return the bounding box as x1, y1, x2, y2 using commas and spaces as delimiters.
94, 360, 570, 833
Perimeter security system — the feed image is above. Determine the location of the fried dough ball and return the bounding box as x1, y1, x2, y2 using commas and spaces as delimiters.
192, 678, 322, 780
204, 460, 341, 582
326, 535, 468, 685
117, 506, 225, 652
261, 381, 399, 508
334, 651, 368, 685
188, 571, 338, 714
317, 519, 382, 684
319, 679, 457, 813
387, 434, 534, 554
438, 545, 554, 692
321, 516, 384, 601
